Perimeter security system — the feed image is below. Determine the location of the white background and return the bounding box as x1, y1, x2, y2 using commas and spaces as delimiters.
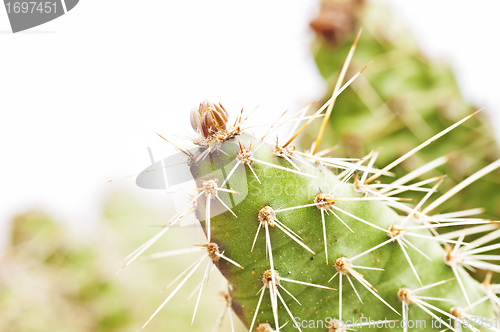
1, 0, 499, 251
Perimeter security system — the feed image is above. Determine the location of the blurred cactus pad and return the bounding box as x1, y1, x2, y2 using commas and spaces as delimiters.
0, 195, 225, 332
309, 0, 500, 219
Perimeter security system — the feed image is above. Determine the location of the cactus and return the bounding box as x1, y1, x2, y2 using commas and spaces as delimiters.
119, 7, 500, 329
120, 69, 500, 332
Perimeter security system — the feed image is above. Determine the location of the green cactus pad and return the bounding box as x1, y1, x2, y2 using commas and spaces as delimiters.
188, 132, 497, 331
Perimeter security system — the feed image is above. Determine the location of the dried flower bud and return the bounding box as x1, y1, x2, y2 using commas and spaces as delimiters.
190, 101, 229, 138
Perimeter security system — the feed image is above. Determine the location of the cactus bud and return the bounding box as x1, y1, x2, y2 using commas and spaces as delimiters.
190, 101, 229, 139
